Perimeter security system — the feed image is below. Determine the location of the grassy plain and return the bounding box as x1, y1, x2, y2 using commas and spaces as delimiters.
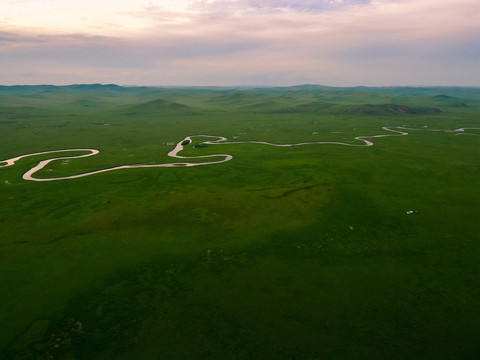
0, 84, 479, 359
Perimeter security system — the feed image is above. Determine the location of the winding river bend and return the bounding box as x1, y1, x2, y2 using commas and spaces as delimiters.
1, 126, 478, 182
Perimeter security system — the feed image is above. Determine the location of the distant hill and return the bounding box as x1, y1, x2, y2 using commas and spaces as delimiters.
0, 84, 116, 92
0, 84, 150, 96
326, 103, 442, 116
207, 91, 267, 106
0, 84, 478, 115
431, 95, 468, 108
269, 100, 335, 114
252, 85, 480, 99
204, 91, 291, 112
240, 100, 285, 111
68, 84, 124, 90
269, 101, 442, 116
1, 84, 479, 99
123, 98, 198, 115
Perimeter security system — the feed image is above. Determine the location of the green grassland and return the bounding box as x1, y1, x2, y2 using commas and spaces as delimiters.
0, 85, 479, 359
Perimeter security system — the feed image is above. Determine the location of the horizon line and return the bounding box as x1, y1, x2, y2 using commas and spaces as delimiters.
1, 83, 480, 89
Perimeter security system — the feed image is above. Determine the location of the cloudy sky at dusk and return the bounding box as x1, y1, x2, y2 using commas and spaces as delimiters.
1, 0, 479, 86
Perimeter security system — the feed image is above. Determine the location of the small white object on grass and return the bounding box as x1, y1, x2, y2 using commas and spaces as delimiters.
406, 210, 415, 215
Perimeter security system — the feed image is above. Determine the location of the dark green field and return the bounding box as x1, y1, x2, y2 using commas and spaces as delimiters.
1, 84, 479, 359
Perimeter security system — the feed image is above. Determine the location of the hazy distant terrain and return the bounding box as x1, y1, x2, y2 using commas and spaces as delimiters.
1, 85, 479, 359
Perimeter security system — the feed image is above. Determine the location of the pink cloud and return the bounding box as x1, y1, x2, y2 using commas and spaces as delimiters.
0, 0, 479, 85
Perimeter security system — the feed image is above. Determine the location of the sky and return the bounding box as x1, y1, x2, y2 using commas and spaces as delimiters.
0, 0, 479, 86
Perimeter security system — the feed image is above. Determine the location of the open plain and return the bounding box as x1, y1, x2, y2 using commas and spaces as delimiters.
1, 85, 479, 359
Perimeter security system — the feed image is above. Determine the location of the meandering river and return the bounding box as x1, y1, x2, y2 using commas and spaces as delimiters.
1, 126, 478, 182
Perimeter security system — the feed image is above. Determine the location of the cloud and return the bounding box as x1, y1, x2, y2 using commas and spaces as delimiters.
242, 0, 371, 11
188, 0, 371, 12
0, 0, 479, 85
0, 31, 38, 43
